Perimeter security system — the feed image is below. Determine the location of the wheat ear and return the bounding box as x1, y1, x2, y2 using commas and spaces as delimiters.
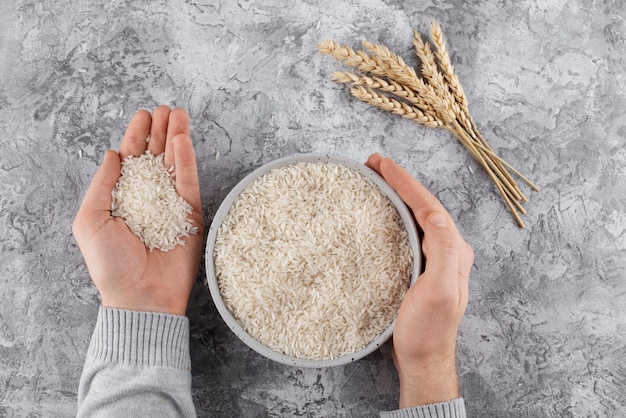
414, 29, 472, 139
351, 86, 442, 128
360, 41, 448, 118
413, 31, 461, 124
361, 41, 420, 87
318, 40, 393, 78
332, 71, 439, 118
430, 22, 469, 114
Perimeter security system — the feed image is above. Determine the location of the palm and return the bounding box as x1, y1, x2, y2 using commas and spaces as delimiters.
85, 215, 202, 313
392, 275, 462, 367
74, 107, 204, 315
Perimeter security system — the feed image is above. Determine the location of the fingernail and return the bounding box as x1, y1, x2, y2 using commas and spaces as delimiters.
429, 212, 448, 228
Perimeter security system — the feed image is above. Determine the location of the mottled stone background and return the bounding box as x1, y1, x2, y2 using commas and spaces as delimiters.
1, 0, 625, 417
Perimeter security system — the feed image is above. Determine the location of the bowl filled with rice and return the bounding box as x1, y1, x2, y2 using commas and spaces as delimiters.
206, 153, 421, 368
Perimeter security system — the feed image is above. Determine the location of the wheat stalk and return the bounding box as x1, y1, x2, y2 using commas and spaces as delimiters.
428, 22, 539, 195
449, 121, 527, 227
318, 24, 538, 227
428, 22, 520, 193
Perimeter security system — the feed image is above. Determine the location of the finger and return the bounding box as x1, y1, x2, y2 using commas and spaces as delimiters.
147, 105, 171, 156
165, 108, 190, 169
376, 158, 474, 278
365, 153, 383, 172
119, 110, 151, 159
73, 150, 121, 236
378, 157, 455, 233
378, 157, 463, 290
173, 133, 202, 213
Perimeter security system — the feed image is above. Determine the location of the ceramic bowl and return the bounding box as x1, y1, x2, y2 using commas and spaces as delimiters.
205, 153, 421, 368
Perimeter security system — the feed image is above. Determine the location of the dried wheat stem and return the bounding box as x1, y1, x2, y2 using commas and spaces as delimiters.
451, 107, 530, 197
497, 158, 539, 192
476, 144, 527, 203
456, 122, 527, 224
450, 122, 525, 226
493, 175, 526, 228
460, 113, 539, 193
468, 122, 520, 192
476, 147, 527, 202
464, 133, 538, 195
451, 123, 522, 202
502, 186, 527, 215
454, 120, 522, 197
456, 129, 524, 228
479, 149, 523, 202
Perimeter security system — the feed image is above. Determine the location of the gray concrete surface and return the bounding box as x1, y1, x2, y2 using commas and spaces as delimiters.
1, 0, 625, 416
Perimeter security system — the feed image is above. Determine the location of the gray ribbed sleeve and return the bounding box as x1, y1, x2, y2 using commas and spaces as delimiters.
380, 398, 466, 418
77, 307, 196, 417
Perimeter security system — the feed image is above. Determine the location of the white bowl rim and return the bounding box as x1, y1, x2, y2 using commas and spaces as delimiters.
205, 153, 421, 368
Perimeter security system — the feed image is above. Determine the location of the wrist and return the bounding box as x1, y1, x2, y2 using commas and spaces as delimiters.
397, 354, 460, 408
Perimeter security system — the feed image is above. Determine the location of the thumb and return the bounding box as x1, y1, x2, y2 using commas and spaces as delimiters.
172, 133, 201, 213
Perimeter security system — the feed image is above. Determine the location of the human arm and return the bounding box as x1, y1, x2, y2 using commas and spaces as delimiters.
73, 107, 203, 417
366, 154, 473, 417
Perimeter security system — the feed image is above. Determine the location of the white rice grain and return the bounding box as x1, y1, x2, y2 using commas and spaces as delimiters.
111, 151, 198, 252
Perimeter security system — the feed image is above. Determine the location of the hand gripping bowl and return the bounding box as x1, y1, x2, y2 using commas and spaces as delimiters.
206, 153, 421, 368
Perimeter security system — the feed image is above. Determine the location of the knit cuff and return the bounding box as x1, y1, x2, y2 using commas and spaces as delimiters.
87, 306, 191, 371
380, 398, 466, 418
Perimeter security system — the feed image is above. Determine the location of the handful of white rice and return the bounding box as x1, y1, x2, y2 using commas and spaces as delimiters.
214, 161, 413, 360
111, 151, 198, 252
